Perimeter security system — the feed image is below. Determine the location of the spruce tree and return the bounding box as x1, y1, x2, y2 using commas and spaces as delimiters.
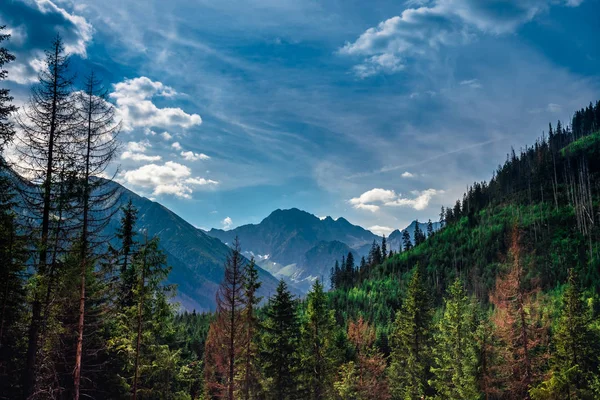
240, 258, 262, 399
300, 279, 339, 399
331, 259, 340, 290
427, 219, 434, 239
430, 279, 481, 399
260, 280, 300, 400
116, 199, 139, 305
402, 229, 413, 252
345, 252, 355, 287
389, 265, 433, 399
381, 235, 387, 261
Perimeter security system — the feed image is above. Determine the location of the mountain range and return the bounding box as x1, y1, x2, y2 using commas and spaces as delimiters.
206, 208, 439, 291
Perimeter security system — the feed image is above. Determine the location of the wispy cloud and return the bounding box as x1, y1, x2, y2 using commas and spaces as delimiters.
460, 79, 482, 89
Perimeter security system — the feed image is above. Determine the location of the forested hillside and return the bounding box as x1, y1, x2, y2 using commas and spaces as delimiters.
1, 26, 600, 400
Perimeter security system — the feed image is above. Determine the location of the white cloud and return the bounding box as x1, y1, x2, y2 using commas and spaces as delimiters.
368, 225, 394, 236
349, 187, 442, 212
121, 152, 161, 161
547, 103, 562, 113
339, 0, 585, 77
350, 188, 398, 206
172, 141, 182, 150
181, 151, 210, 161
122, 161, 218, 198
401, 171, 415, 178
384, 188, 443, 210
161, 131, 173, 140
125, 140, 150, 153
120, 140, 162, 161
460, 78, 482, 89
110, 77, 202, 131
185, 177, 218, 185
222, 216, 233, 230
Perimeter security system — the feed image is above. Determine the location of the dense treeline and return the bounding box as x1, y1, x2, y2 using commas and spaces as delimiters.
1, 26, 600, 400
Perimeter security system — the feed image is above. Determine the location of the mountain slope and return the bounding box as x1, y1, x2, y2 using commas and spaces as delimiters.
105, 183, 281, 311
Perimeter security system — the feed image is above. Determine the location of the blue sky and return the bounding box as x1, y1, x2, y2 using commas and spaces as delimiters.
2, 0, 600, 235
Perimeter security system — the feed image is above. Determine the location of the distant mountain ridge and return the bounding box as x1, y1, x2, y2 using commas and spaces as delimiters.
206, 208, 439, 291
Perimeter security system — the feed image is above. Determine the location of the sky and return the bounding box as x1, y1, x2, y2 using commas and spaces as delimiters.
2, 0, 600, 235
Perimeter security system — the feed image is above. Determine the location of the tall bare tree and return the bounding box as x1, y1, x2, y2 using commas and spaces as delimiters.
72, 71, 120, 400
13, 34, 79, 398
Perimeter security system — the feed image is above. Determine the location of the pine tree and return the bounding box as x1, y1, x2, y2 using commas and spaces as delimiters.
204, 237, 246, 400
389, 265, 433, 399
430, 279, 481, 399
369, 241, 382, 266
131, 233, 172, 399
300, 279, 339, 399
0, 25, 16, 150
260, 280, 300, 400
427, 219, 434, 239
345, 252, 355, 287
381, 235, 387, 261
116, 199, 139, 305
414, 220, 426, 246
402, 229, 413, 252
240, 258, 262, 399
531, 269, 600, 399
439, 206, 445, 228
331, 259, 340, 290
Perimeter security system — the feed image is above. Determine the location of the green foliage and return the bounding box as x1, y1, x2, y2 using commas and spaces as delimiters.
389, 266, 433, 399
260, 280, 301, 400
429, 279, 481, 400
299, 279, 340, 400
560, 130, 600, 158
531, 269, 600, 399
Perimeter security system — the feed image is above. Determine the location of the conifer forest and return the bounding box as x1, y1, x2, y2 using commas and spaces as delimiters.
1, 3, 600, 400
